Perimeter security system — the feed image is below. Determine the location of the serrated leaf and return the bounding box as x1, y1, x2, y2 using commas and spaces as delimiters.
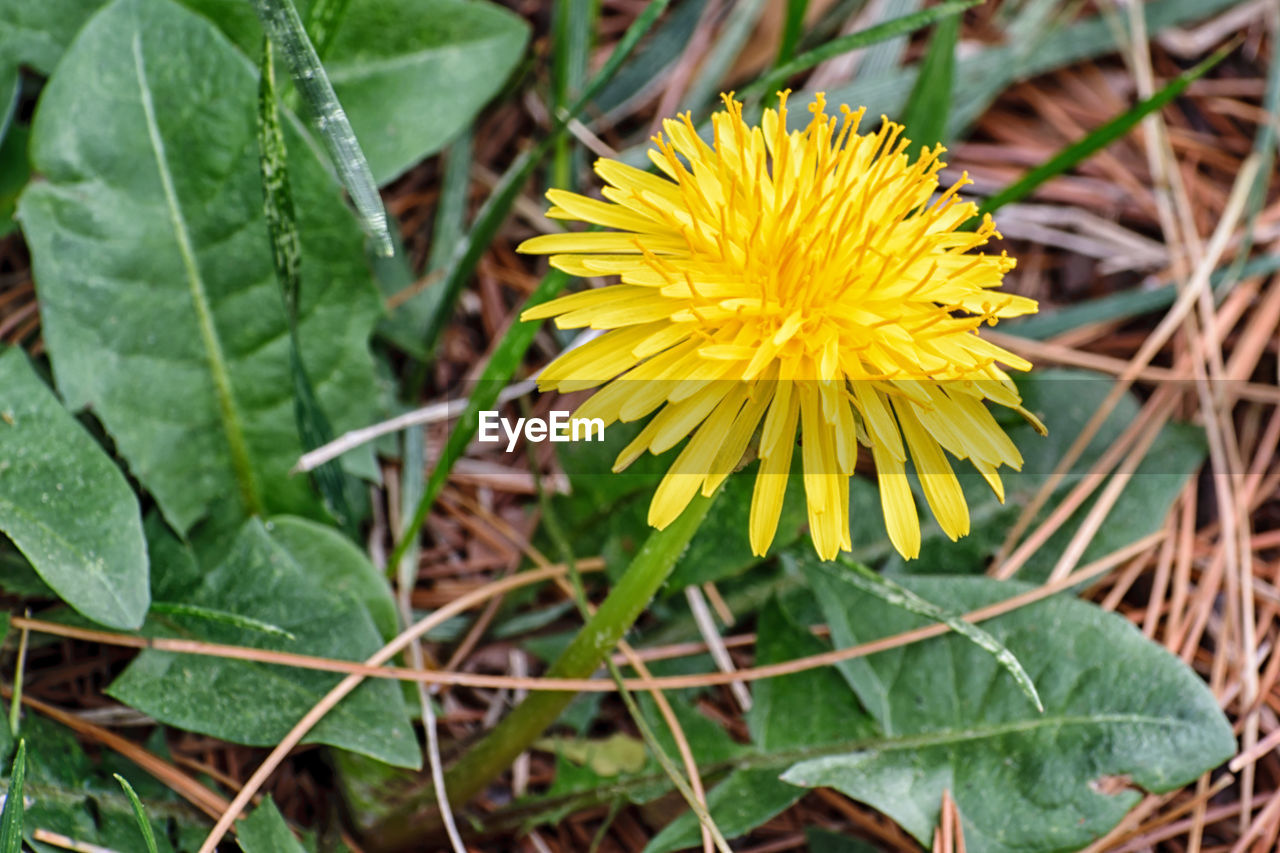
780, 575, 1235, 852
108, 517, 420, 768
0, 349, 149, 629
18, 0, 382, 536
238, 796, 307, 853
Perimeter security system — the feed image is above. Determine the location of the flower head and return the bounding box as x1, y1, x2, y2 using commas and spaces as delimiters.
518, 92, 1043, 561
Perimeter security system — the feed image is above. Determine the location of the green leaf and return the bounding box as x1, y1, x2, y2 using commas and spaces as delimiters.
0, 0, 527, 187
264, 515, 398, 640
0, 0, 102, 75
113, 774, 160, 853
780, 575, 1235, 852
18, 0, 383, 535
238, 796, 307, 853
816, 559, 1042, 713
0, 349, 149, 629
0, 740, 24, 853
308, 0, 528, 185
644, 599, 876, 852
107, 517, 420, 768
899, 11, 958, 157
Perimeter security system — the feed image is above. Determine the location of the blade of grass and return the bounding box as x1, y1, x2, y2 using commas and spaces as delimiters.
975, 42, 1234, 218
777, 0, 810, 66
741, 0, 980, 100
249, 0, 393, 256
899, 12, 960, 157
5, 615, 20, 738
113, 775, 159, 853
827, 559, 1043, 712
0, 740, 24, 853
379, 129, 473, 357
416, 0, 671, 358
551, 0, 595, 190
257, 37, 356, 529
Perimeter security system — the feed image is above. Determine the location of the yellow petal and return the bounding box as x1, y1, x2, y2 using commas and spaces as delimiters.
896, 401, 970, 541
873, 439, 920, 559
749, 390, 799, 555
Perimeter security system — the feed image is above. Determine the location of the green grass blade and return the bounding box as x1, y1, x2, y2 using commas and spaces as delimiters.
378, 131, 472, 357
899, 12, 960, 157
976, 43, 1233, 218
0, 740, 25, 853
113, 774, 160, 853
832, 559, 1043, 713
417, 0, 670, 358
257, 37, 354, 529
250, 0, 393, 256
389, 270, 570, 573
742, 0, 979, 100
551, 0, 595, 190
777, 0, 810, 66
417, 146, 547, 357
574, 0, 671, 113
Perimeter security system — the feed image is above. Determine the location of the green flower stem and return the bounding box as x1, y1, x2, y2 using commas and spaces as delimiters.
443, 492, 715, 805
367, 491, 715, 849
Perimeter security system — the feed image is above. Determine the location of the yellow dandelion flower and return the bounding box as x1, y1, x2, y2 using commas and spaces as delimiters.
518, 92, 1044, 561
